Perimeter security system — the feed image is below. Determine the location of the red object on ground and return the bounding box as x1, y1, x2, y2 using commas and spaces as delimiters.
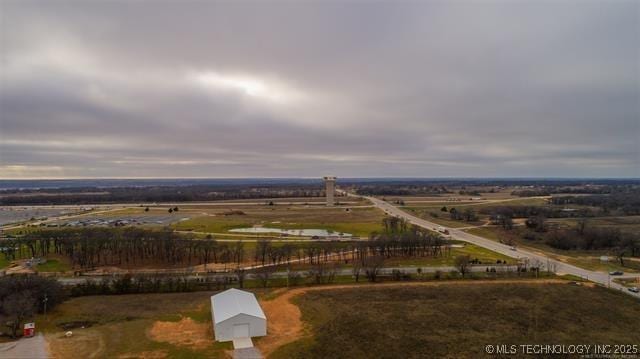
23, 323, 35, 337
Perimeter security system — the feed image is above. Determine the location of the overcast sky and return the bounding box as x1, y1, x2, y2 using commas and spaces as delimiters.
1, 1, 638, 179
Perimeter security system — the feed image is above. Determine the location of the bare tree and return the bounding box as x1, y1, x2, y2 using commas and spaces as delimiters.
352, 260, 362, 282
308, 262, 329, 284
255, 266, 274, 288
576, 218, 589, 235
235, 268, 247, 289
287, 270, 302, 287
454, 255, 471, 278
364, 256, 385, 282
306, 262, 340, 284
462, 208, 478, 222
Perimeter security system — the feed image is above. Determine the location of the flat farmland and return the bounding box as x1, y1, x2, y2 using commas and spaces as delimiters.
172, 205, 386, 237
177, 196, 367, 205
403, 196, 548, 211
547, 216, 640, 235
378, 188, 522, 202
402, 196, 551, 228
272, 283, 640, 359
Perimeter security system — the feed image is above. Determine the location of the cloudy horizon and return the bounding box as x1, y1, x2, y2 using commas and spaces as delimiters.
1, 1, 638, 179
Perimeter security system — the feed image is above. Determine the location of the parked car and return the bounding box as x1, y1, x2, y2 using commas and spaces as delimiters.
609, 271, 624, 276
628, 287, 639, 293
510, 246, 517, 251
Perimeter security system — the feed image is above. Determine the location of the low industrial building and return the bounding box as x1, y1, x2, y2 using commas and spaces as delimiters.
211, 288, 267, 342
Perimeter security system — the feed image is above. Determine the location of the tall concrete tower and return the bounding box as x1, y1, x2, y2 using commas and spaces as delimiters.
323, 176, 336, 206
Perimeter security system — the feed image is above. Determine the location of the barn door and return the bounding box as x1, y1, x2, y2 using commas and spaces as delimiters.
233, 323, 250, 338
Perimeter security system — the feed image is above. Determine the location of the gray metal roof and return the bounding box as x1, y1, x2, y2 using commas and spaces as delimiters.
211, 288, 266, 324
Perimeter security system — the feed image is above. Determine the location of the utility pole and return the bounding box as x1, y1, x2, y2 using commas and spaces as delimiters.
286, 266, 290, 288
43, 293, 49, 319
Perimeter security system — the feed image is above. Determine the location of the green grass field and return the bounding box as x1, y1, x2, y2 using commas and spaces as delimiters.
465, 226, 503, 241
0, 253, 10, 270
37, 259, 72, 272
272, 283, 640, 359
383, 243, 514, 267
173, 206, 385, 237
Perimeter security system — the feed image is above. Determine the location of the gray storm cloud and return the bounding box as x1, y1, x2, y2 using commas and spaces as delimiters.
0, 0, 638, 178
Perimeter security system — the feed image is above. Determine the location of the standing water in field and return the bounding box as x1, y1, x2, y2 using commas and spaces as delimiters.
229, 227, 352, 237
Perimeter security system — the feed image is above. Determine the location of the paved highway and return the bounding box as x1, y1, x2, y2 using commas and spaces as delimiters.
359, 194, 640, 299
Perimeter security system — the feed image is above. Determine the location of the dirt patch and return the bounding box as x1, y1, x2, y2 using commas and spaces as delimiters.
258, 289, 303, 356
4, 260, 36, 275
148, 317, 212, 350
119, 350, 168, 358
256, 279, 567, 357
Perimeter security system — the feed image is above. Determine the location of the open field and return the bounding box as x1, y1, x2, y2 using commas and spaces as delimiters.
172, 205, 386, 237
36, 258, 72, 273
264, 241, 516, 272
403, 213, 484, 228
177, 196, 365, 205
4, 200, 383, 239
403, 197, 548, 207
547, 216, 640, 235
34, 278, 633, 358
0, 254, 9, 269
382, 242, 514, 267
400, 198, 552, 229
375, 187, 519, 201
39, 291, 234, 358
271, 283, 640, 359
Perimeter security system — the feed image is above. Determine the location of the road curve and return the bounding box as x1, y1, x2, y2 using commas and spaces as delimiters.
359, 194, 640, 299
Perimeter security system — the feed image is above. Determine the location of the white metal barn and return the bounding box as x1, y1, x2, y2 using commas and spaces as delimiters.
211, 288, 267, 342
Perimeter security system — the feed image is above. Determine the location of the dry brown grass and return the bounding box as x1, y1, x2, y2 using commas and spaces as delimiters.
148, 317, 213, 350
118, 350, 168, 358
47, 329, 105, 359
270, 281, 640, 359
257, 279, 566, 357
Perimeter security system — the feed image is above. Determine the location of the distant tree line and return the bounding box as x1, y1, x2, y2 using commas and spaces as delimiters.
512, 184, 639, 198
447, 207, 479, 222
0, 184, 324, 205
550, 192, 640, 215
69, 274, 206, 296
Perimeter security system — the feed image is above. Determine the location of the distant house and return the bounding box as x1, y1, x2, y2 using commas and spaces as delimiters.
211, 288, 267, 342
